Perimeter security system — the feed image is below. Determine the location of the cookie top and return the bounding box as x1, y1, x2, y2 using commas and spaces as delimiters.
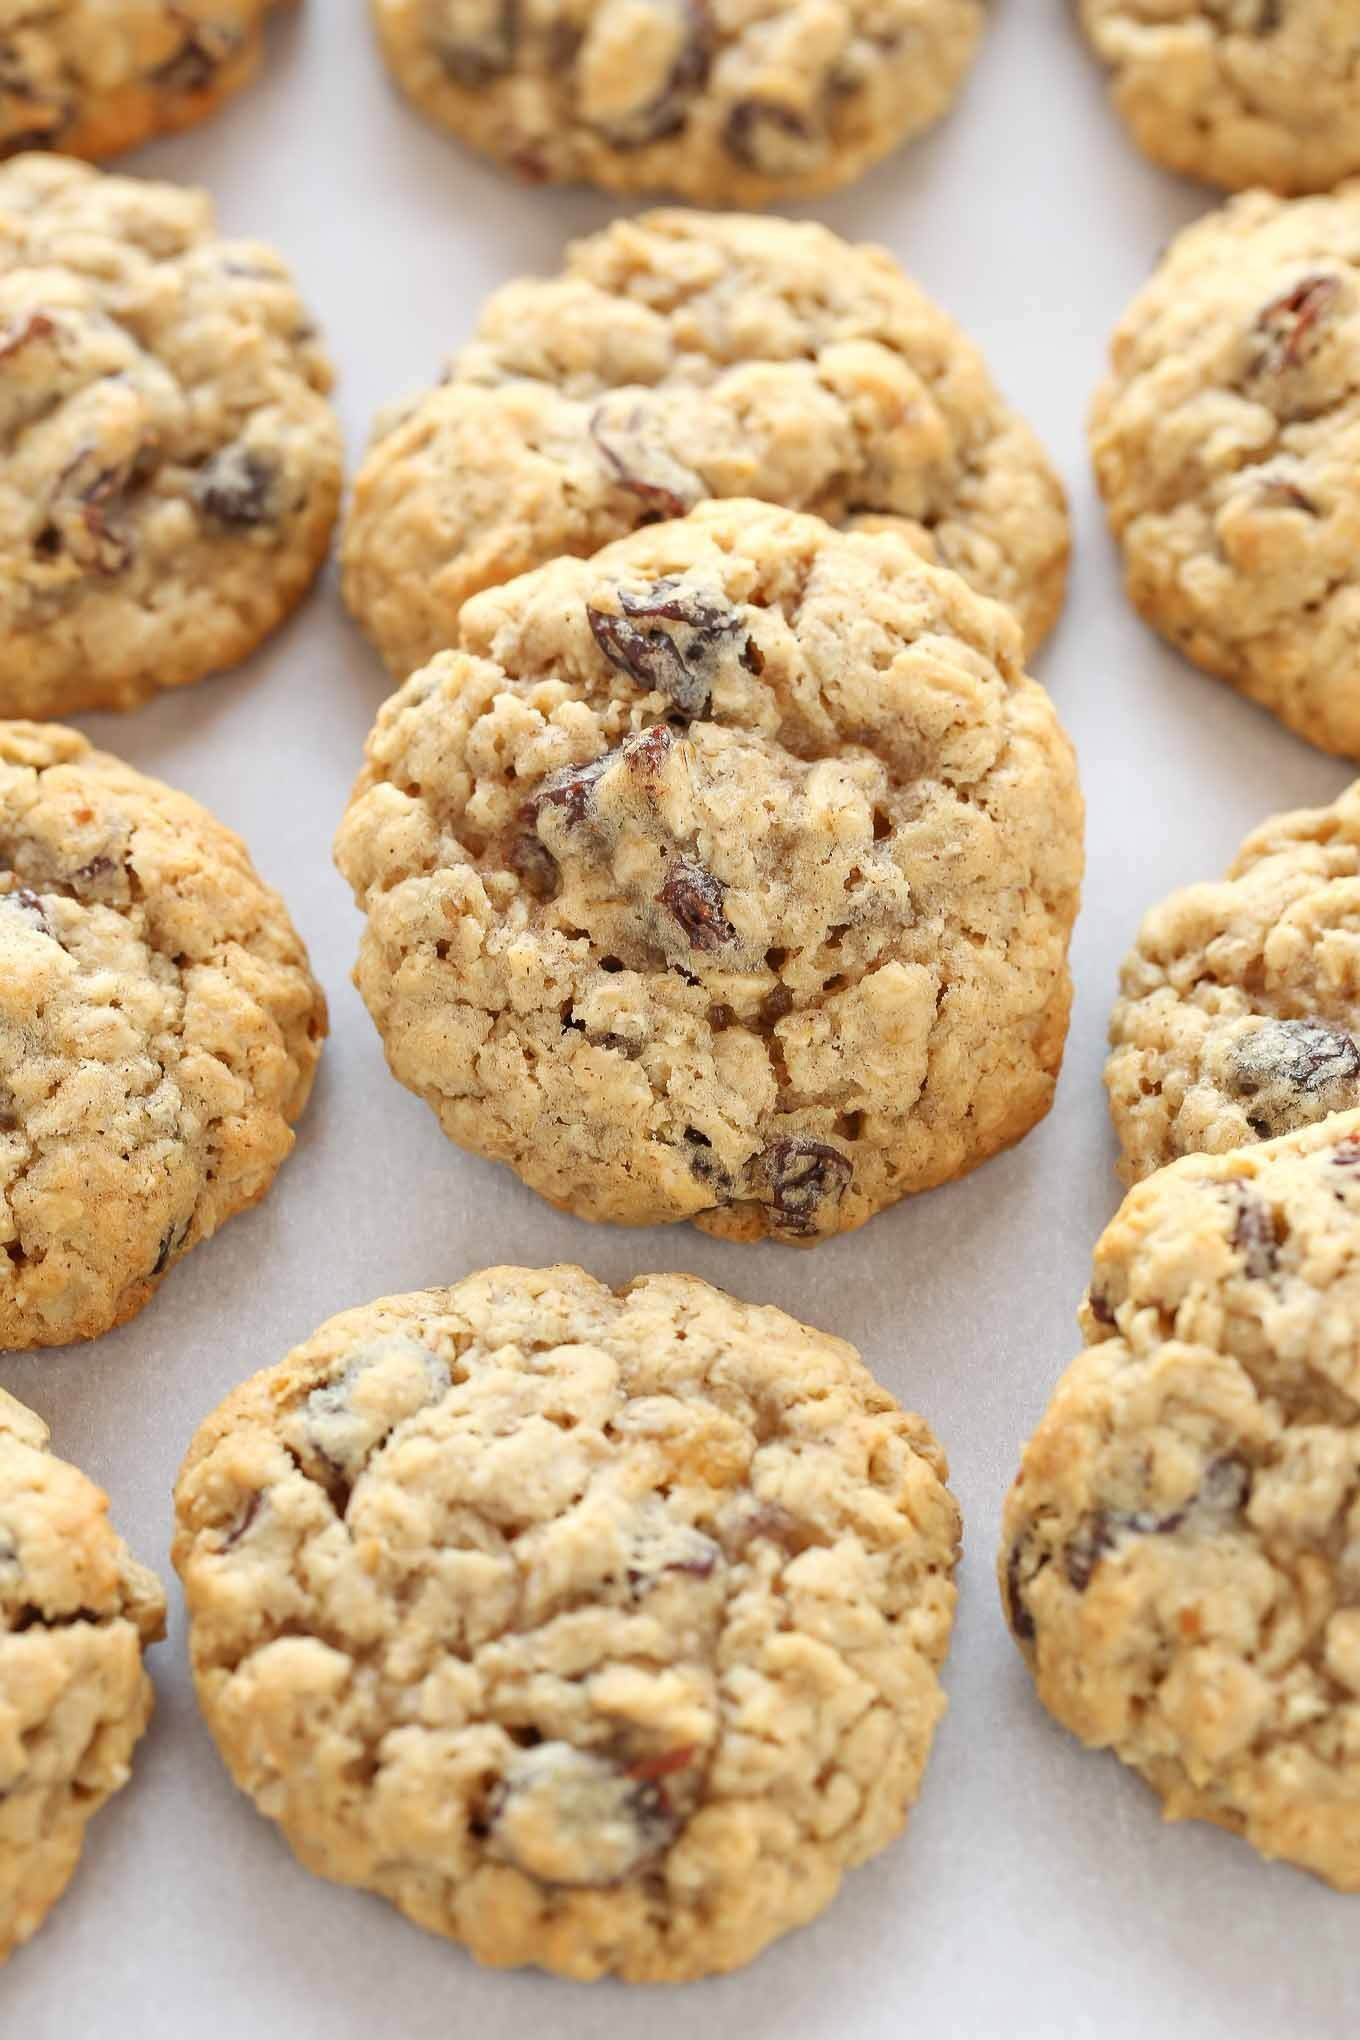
1079, 0, 1360, 195
335, 500, 1083, 1243
371, 0, 984, 205
1001, 1113, 1360, 1891
173, 1264, 960, 1980
0, 3, 286, 162
0, 722, 327, 1348
0, 154, 342, 718
342, 210, 1069, 681
0, 1386, 164, 1965
1108, 779, 1360, 1183
1090, 185, 1360, 760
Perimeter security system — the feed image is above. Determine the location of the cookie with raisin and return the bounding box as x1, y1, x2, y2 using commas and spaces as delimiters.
1090, 185, 1360, 758
1, 721, 326, 1348
343, 210, 1069, 682
0, 2, 291, 162
1108, 778, 1360, 1182
335, 499, 1083, 1243
1079, 1, 1360, 195
371, 0, 985, 204
0, 1387, 165, 1963
1001, 1112, 1360, 1891
174, 1264, 960, 1979
0, 155, 341, 717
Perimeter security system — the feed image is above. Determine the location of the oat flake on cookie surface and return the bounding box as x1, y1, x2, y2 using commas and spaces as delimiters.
0, 721, 326, 1349
0, 1387, 164, 1964
0, 153, 341, 718
371, 0, 985, 205
335, 498, 1083, 1244
1090, 184, 1360, 760
342, 209, 1069, 681
1108, 778, 1360, 1183
174, 1264, 960, 1980
1002, 1111, 1360, 1891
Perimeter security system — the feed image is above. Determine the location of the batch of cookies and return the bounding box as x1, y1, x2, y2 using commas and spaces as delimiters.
1, 0, 1358, 1992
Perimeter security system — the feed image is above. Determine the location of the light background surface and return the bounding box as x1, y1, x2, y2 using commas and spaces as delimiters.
4, 5, 1359, 2035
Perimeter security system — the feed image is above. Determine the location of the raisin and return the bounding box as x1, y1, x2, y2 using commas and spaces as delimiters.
221, 1491, 263, 1552
656, 856, 734, 951
1087, 1286, 1116, 1327
1255, 477, 1317, 514
588, 577, 749, 718
523, 753, 612, 829
722, 98, 819, 176
1198, 1454, 1251, 1513
1253, 274, 1343, 377
434, 0, 517, 86
151, 15, 242, 93
0, 309, 54, 363
1003, 1536, 1038, 1644
590, 400, 703, 519
1224, 1180, 1279, 1279
487, 1745, 679, 1885
1063, 1457, 1250, 1595
194, 448, 276, 528
626, 1745, 699, 1784
589, 0, 709, 148
151, 1220, 189, 1277
682, 1126, 731, 1195
0, 886, 54, 939
763, 1136, 853, 1233
505, 829, 559, 900
1233, 1017, 1360, 1100
625, 1517, 721, 1594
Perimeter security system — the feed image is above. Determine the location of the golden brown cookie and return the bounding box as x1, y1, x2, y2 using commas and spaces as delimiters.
1, 722, 327, 1348
335, 500, 1083, 1244
174, 1265, 961, 1980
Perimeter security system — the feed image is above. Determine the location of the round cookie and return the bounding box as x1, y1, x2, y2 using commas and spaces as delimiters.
1090, 185, 1360, 759
0, 154, 342, 718
0, 1387, 164, 1965
1001, 1112, 1360, 1890
370, 0, 985, 205
1108, 779, 1360, 1183
0, 721, 327, 1349
1079, 1, 1360, 196
335, 499, 1083, 1243
173, 1264, 960, 1980
342, 210, 1070, 681
0, 3, 289, 162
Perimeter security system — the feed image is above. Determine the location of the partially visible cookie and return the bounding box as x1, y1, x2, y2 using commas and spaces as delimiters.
1090, 185, 1360, 759
1079, 1, 1360, 196
1, 1387, 165, 1965
1108, 779, 1360, 1182
0, 2, 290, 161
0, 154, 342, 718
370, 0, 985, 205
0, 722, 327, 1349
342, 209, 1069, 680
1001, 1114, 1360, 1891
174, 1264, 960, 1980
335, 499, 1083, 1243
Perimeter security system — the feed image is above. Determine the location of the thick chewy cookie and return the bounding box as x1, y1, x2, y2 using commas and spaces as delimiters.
0, 154, 341, 718
371, 0, 984, 205
1001, 1114, 1360, 1890
342, 210, 1069, 681
1108, 780, 1360, 1183
0, 722, 326, 1348
1090, 186, 1360, 759
174, 1265, 960, 1980
0, 3, 290, 162
335, 500, 1083, 1243
1079, 1, 1360, 196
1, 1387, 164, 1964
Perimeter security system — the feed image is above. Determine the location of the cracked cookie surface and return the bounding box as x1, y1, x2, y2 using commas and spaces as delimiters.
335, 499, 1083, 1243
342, 210, 1070, 681
0, 1386, 164, 1964
0, 721, 326, 1348
1079, 0, 1360, 195
1108, 778, 1360, 1182
1001, 1113, 1360, 1890
173, 1264, 960, 1980
0, 153, 341, 717
1090, 185, 1360, 759
371, 0, 984, 204
0, 2, 291, 161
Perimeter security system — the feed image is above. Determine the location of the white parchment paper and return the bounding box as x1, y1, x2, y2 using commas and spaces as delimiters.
3, 4, 1358, 2034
